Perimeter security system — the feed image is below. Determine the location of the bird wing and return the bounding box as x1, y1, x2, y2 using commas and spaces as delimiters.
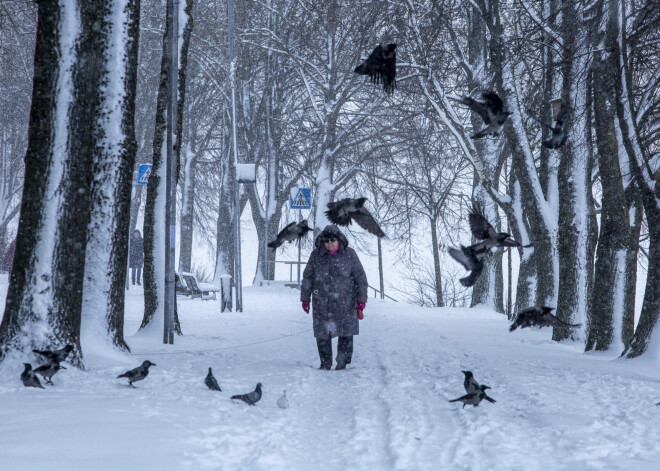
354, 45, 384, 77
352, 209, 386, 237
326, 209, 352, 226
469, 206, 496, 240
462, 96, 491, 124
448, 247, 473, 271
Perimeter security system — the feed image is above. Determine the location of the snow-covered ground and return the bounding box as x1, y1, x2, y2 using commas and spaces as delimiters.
1, 278, 660, 471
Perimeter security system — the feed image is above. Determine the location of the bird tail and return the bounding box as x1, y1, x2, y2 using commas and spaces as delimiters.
509, 321, 520, 332
267, 239, 281, 249
32, 349, 47, 356
231, 394, 242, 400
117, 373, 128, 379
484, 395, 496, 403
471, 129, 488, 139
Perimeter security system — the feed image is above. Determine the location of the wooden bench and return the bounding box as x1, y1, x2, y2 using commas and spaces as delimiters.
179, 272, 220, 300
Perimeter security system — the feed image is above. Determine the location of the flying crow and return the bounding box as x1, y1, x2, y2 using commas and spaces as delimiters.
528, 100, 568, 149
509, 306, 582, 332
354, 43, 397, 94
461, 92, 511, 138
268, 220, 312, 250
448, 245, 484, 287
469, 205, 531, 252
326, 198, 386, 238
33, 345, 73, 364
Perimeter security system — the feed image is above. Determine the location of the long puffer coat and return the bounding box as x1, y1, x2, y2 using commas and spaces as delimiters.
129, 233, 144, 268
301, 225, 368, 339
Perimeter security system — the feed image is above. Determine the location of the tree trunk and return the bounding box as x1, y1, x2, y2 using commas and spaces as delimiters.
0, 1, 103, 365
554, 0, 594, 342
430, 215, 444, 307
141, 0, 185, 334
585, 1, 629, 351
82, 0, 141, 352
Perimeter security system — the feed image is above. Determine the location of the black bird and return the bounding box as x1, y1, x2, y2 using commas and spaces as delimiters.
34, 362, 66, 385
205, 367, 222, 391
448, 245, 484, 287
231, 383, 262, 405
21, 363, 45, 389
268, 220, 312, 250
449, 385, 495, 408
325, 198, 386, 238
32, 344, 73, 364
354, 43, 397, 94
117, 360, 156, 388
509, 306, 582, 332
528, 101, 568, 149
462, 370, 480, 395
461, 92, 511, 138
469, 205, 531, 252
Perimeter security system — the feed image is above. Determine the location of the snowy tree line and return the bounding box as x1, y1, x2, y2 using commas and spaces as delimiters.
0, 0, 658, 364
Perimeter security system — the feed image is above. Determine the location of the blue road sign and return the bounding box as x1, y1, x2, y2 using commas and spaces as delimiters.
290, 188, 311, 209
137, 164, 152, 185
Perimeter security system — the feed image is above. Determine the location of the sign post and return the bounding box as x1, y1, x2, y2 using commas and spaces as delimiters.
290, 188, 311, 286
235, 164, 256, 311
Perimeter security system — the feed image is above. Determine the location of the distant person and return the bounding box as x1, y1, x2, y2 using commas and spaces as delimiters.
129, 230, 144, 285
301, 225, 368, 370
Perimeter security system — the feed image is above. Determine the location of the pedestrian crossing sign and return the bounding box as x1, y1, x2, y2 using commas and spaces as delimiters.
137, 164, 152, 185
290, 188, 311, 209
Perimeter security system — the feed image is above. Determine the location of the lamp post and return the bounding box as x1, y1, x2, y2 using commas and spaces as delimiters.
164, 0, 179, 344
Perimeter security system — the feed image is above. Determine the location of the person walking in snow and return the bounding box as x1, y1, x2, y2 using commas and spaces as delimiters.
301, 224, 368, 370
129, 229, 144, 286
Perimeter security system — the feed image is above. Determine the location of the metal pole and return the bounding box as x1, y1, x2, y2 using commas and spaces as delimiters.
164, 0, 179, 344
227, 0, 242, 311
297, 209, 302, 286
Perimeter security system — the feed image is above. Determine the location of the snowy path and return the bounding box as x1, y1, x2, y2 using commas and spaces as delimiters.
1, 283, 660, 470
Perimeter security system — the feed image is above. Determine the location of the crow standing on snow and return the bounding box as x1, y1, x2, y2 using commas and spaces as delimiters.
448, 245, 484, 287
509, 306, 582, 332
468, 205, 531, 253
231, 383, 262, 405
462, 370, 481, 395
461, 371, 496, 403
354, 43, 397, 94
34, 362, 66, 385
449, 385, 495, 408
21, 363, 45, 389
205, 367, 222, 391
325, 198, 386, 238
117, 360, 156, 388
460, 91, 511, 138
268, 220, 312, 250
528, 100, 568, 149
32, 344, 73, 364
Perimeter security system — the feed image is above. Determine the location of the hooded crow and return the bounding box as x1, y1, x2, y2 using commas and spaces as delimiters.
461, 91, 511, 138
34, 362, 66, 385
528, 100, 568, 149
509, 306, 582, 332
469, 205, 531, 252
448, 245, 484, 287
268, 220, 312, 250
326, 198, 386, 238
32, 345, 73, 364
21, 363, 45, 389
354, 43, 397, 94
117, 360, 156, 388
449, 385, 495, 408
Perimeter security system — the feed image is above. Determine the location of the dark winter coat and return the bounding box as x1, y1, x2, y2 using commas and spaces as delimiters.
129, 234, 144, 268
301, 225, 368, 338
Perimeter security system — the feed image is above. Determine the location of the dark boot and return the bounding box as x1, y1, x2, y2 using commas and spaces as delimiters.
316, 336, 333, 369
336, 336, 354, 369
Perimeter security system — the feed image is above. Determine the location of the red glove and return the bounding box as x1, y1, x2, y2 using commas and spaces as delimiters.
356, 302, 366, 320
302, 301, 310, 314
